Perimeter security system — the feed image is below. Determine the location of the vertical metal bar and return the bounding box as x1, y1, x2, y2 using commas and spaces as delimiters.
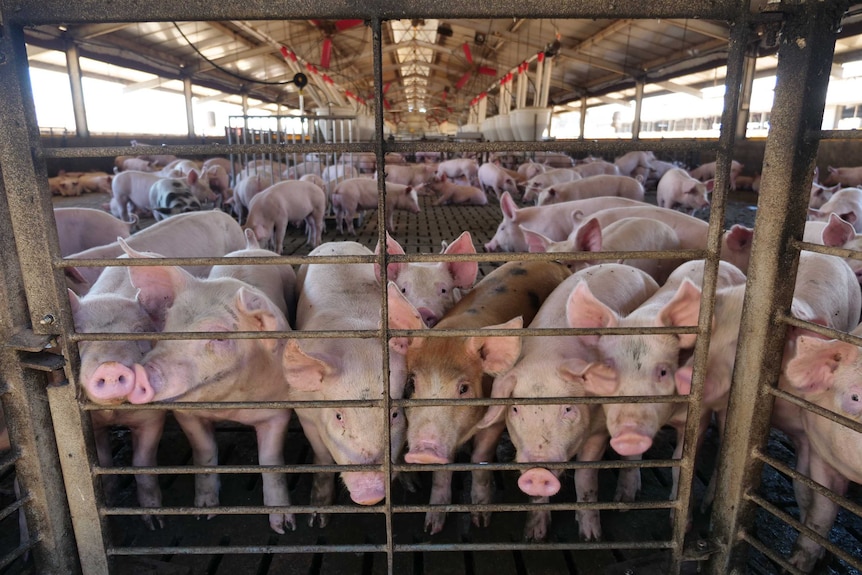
579, 96, 587, 139
0, 21, 112, 575
183, 76, 195, 138
371, 17, 395, 575
64, 40, 89, 139
668, 10, 750, 573
735, 50, 758, 140
631, 78, 644, 139
707, 3, 848, 573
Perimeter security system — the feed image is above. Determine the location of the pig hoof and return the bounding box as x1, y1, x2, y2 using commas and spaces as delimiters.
523, 513, 550, 542
471, 511, 492, 529
424, 512, 446, 535
141, 514, 164, 531
308, 512, 329, 529
270, 513, 295, 534
576, 511, 602, 542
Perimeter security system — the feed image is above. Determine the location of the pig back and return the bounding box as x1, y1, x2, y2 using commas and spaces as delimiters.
438, 261, 571, 329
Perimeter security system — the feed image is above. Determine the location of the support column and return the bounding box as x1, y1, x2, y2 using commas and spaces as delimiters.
183, 76, 195, 138
631, 78, 645, 139
735, 50, 758, 140
579, 96, 587, 139
64, 40, 89, 138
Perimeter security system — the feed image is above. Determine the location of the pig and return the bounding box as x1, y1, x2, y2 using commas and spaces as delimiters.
321, 163, 360, 192
572, 160, 620, 179
517, 160, 546, 181
477, 264, 659, 541
330, 178, 420, 235
821, 165, 862, 187
107, 253, 296, 534
804, 213, 862, 283
379, 163, 436, 188
374, 231, 478, 327
808, 187, 862, 232
203, 164, 231, 201
121, 157, 156, 172
688, 160, 743, 188
647, 160, 679, 186
299, 173, 327, 191
244, 180, 326, 252
148, 178, 201, 221
522, 217, 683, 284
613, 151, 655, 178
536, 175, 645, 206
64, 210, 246, 295
478, 162, 519, 199
283, 160, 323, 179
782, 327, 862, 572
388, 260, 571, 534
202, 157, 238, 178
54, 207, 136, 257
656, 168, 712, 214
229, 169, 279, 223
809, 182, 838, 209
429, 175, 487, 206
284, 242, 408, 523
435, 158, 480, 186
566, 259, 746, 466
110, 169, 212, 223
483, 193, 647, 253
77, 171, 113, 195
71, 245, 167, 530
522, 168, 582, 203
49, 174, 82, 197
208, 229, 297, 325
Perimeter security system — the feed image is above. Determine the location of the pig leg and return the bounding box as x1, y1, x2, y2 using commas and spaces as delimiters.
426, 470, 453, 534
524, 495, 551, 542
470, 422, 504, 528
92, 422, 119, 503
574, 432, 608, 541
274, 219, 288, 254
174, 412, 220, 516
254, 413, 295, 534
130, 413, 166, 529
302, 422, 336, 528
614, 454, 642, 504
789, 453, 847, 572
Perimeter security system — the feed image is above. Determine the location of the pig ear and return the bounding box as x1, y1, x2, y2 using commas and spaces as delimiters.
785, 336, 858, 394
581, 361, 618, 396
235, 286, 287, 339
557, 357, 590, 387
282, 340, 330, 392
118, 237, 157, 259
572, 218, 603, 252
187, 169, 199, 185
724, 225, 754, 253
705, 179, 715, 192
477, 373, 517, 429
828, 166, 838, 175
129, 265, 192, 324
521, 227, 552, 253
467, 317, 523, 376
566, 282, 619, 346
387, 282, 425, 354
244, 228, 261, 249
443, 231, 478, 289
500, 192, 518, 220
64, 267, 90, 294
656, 279, 702, 348
374, 232, 406, 283
674, 365, 693, 396
67, 288, 82, 318
840, 211, 858, 226
822, 212, 856, 246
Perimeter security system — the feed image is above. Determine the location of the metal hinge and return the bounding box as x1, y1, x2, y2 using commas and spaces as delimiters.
5, 327, 65, 372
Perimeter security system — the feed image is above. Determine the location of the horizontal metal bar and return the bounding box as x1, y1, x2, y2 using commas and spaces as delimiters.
779, 314, 862, 345
95, 457, 680, 476
83, 393, 692, 411
107, 539, 675, 557
8, 1, 742, 25
810, 129, 862, 141
71, 324, 700, 343
0, 495, 28, 522
755, 449, 862, 518
59, 254, 380, 269
0, 450, 20, 474
744, 492, 862, 571
793, 240, 862, 262
737, 530, 807, 575
0, 539, 38, 571
102, 499, 676, 517
768, 387, 862, 435
387, 139, 723, 155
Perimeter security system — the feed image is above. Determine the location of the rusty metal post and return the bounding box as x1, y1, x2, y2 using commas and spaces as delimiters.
0, 19, 111, 575
707, 2, 849, 573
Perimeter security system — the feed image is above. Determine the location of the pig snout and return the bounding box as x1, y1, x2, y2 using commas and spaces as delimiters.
609, 423, 653, 456
405, 440, 449, 464
518, 467, 561, 497
127, 364, 159, 404
342, 471, 386, 505
86, 362, 137, 403
418, 307, 438, 327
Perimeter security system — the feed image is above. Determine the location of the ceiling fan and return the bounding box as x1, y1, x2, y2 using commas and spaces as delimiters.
454, 42, 497, 90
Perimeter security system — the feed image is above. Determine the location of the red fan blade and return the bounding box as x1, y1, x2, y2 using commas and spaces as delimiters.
383, 82, 392, 94
477, 67, 497, 77
455, 70, 472, 90
335, 19, 364, 32
462, 42, 473, 64
321, 37, 332, 69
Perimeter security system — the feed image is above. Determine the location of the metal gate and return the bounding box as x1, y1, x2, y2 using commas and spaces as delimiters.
0, 1, 860, 574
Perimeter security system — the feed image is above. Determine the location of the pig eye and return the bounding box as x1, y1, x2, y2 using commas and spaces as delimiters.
401, 287, 407, 294
335, 412, 343, 421
391, 410, 399, 419
404, 376, 415, 398
440, 287, 447, 294
511, 406, 518, 414
458, 383, 469, 395
564, 406, 573, 413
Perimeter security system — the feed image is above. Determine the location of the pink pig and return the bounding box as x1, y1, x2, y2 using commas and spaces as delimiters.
54, 207, 135, 257
244, 180, 326, 252
330, 178, 420, 234
374, 231, 478, 327
428, 174, 487, 206
522, 168, 582, 203
477, 263, 659, 541
478, 162, 519, 199
821, 165, 862, 187
536, 174, 645, 206
656, 168, 712, 214
807, 186, 862, 232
